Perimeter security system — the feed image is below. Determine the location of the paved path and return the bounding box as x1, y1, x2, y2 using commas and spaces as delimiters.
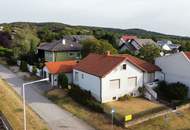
0, 65, 95, 130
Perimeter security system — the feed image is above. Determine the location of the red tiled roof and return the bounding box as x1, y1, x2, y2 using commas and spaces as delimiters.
121, 35, 137, 41
119, 54, 161, 73
74, 53, 161, 77
184, 52, 190, 60
45, 61, 77, 74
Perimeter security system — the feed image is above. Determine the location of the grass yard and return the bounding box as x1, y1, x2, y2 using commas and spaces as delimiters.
104, 97, 168, 120
46, 89, 190, 130
0, 78, 49, 130
46, 89, 125, 130
129, 108, 190, 130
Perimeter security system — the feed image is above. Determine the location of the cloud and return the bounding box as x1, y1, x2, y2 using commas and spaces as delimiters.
0, 0, 189, 36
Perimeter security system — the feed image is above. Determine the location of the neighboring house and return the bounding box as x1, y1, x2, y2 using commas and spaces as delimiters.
38, 35, 94, 62
155, 51, 190, 97
119, 35, 157, 53
118, 35, 137, 47
0, 26, 3, 31
73, 52, 160, 103
157, 40, 180, 53
43, 60, 77, 86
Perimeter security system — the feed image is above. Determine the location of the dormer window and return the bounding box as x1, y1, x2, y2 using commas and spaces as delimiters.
123, 64, 127, 70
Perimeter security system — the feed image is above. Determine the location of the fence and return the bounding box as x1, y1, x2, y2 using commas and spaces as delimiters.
124, 102, 190, 128
0, 112, 13, 130
17, 60, 43, 77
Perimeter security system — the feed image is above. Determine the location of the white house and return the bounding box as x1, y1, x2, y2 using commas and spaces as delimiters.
157, 40, 180, 53
0, 26, 3, 31
43, 60, 77, 86
73, 52, 161, 103
155, 51, 190, 97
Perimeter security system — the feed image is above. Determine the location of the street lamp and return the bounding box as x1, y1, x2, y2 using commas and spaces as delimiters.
22, 78, 49, 130
111, 108, 115, 129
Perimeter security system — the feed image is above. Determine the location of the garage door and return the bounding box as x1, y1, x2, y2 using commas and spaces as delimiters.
128, 77, 137, 88
110, 79, 120, 89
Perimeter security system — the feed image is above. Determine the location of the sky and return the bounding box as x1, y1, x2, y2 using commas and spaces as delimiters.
0, 0, 190, 36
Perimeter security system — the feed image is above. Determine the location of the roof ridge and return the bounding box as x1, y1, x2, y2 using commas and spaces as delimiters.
52, 39, 63, 51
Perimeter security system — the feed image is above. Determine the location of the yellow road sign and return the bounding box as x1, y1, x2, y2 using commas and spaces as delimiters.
125, 115, 132, 122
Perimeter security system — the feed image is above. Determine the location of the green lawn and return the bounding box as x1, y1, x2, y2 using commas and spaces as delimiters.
0, 78, 49, 130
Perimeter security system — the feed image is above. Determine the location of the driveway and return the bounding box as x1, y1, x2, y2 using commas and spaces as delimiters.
0, 65, 95, 130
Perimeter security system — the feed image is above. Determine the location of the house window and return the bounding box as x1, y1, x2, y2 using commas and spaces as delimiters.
110, 79, 120, 89
75, 72, 79, 81
69, 52, 74, 56
81, 74, 84, 79
77, 52, 81, 57
112, 97, 117, 100
123, 64, 127, 70
128, 77, 137, 88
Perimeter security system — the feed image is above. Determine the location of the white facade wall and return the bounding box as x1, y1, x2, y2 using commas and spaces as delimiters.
49, 73, 72, 86
101, 61, 144, 102
144, 73, 155, 83
73, 70, 101, 101
27, 64, 33, 73
155, 52, 190, 97
74, 60, 156, 103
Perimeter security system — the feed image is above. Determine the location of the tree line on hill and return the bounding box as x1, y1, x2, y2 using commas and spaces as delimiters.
0, 22, 190, 64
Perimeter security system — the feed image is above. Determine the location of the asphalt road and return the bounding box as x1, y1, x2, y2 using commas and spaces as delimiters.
0, 65, 95, 130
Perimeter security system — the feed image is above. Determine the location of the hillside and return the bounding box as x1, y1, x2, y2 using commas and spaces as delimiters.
2, 22, 190, 39
1, 22, 190, 50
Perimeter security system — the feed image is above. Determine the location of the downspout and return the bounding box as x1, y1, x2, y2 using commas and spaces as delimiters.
100, 77, 102, 103
142, 72, 145, 86
53, 74, 54, 87
52, 51, 55, 62
160, 71, 166, 81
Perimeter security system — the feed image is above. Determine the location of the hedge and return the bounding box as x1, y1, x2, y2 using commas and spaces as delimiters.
20, 60, 28, 72
58, 73, 68, 88
155, 81, 189, 102
68, 85, 103, 113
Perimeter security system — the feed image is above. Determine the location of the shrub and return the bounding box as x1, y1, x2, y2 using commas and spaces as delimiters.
58, 73, 68, 88
138, 87, 145, 95
32, 66, 37, 75
6, 57, 17, 66
0, 47, 13, 58
68, 85, 103, 113
20, 60, 28, 72
118, 94, 131, 101
156, 81, 189, 102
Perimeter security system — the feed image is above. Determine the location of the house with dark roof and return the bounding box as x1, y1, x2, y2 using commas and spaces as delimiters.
119, 35, 157, 53
43, 60, 77, 86
155, 51, 190, 98
157, 40, 180, 53
73, 52, 161, 103
38, 35, 94, 62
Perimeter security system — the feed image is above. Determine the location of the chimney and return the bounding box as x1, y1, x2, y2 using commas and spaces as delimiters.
62, 39, 66, 45
105, 51, 111, 56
